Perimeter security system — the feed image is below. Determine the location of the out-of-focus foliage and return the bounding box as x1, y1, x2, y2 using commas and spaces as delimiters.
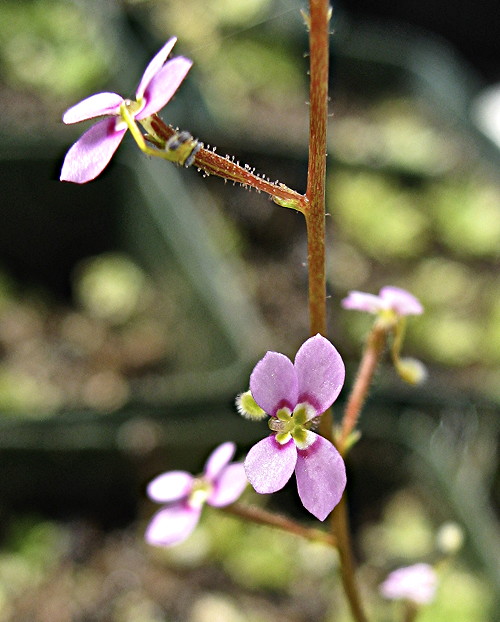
327, 97, 500, 400
0, 252, 227, 416
126, 0, 308, 132
0, 0, 110, 107
1, 0, 498, 399
331, 170, 429, 258
358, 491, 494, 622
125, 1, 500, 400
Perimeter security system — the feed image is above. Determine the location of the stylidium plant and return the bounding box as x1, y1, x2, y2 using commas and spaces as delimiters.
238, 334, 346, 521
60, 2, 437, 620
145, 442, 247, 547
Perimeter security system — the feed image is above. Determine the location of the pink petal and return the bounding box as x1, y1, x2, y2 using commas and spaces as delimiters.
208, 463, 248, 507
379, 286, 423, 316
204, 442, 236, 481
137, 57, 192, 119
295, 434, 346, 521
341, 291, 384, 313
294, 334, 345, 414
244, 436, 297, 494
145, 503, 201, 547
146, 471, 194, 503
60, 118, 126, 183
380, 563, 437, 604
62, 92, 123, 124
249, 351, 298, 415
136, 38, 178, 100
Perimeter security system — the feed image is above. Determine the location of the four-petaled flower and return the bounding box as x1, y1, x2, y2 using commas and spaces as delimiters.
60, 37, 192, 184
145, 442, 247, 547
380, 563, 438, 605
243, 334, 346, 521
342, 286, 426, 384
342, 286, 423, 319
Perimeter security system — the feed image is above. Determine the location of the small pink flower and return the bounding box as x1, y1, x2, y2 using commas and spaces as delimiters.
60, 37, 192, 183
145, 442, 247, 547
342, 286, 423, 317
380, 563, 438, 605
244, 334, 346, 521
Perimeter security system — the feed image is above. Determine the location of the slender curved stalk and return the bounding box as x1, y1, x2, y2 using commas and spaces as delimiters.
331, 497, 369, 622
403, 602, 419, 622
144, 115, 307, 209
338, 323, 387, 454
222, 503, 336, 547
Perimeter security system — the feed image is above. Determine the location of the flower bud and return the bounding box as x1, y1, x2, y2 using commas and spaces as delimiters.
436, 522, 464, 555
235, 391, 267, 420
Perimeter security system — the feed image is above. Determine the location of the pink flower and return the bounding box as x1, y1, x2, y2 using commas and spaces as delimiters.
244, 334, 346, 521
60, 37, 192, 184
145, 442, 247, 547
380, 563, 438, 605
342, 286, 423, 317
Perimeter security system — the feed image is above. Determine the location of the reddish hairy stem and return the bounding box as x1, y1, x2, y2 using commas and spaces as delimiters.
222, 503, 337, 547
338, 323, 387, 454
305, 0, 329, 341
306, 0, 331, 446
147, 115, 307, 208
306, 3, 370, 621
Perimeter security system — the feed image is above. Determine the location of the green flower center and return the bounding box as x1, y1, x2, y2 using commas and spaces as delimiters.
189, 478, 213, 509
377, 307, 399, 327
116, 98, 146, 132
268, 403, 314, 447
124, 98, 145, 117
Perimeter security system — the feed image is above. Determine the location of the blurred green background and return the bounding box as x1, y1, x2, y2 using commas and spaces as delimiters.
0, 0, 498, 621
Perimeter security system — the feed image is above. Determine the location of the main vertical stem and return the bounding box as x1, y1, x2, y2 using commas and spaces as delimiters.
331, 498, 369, 622
306, 0, 331, 446
305, 0, 329, 341
306, 3, 369, 622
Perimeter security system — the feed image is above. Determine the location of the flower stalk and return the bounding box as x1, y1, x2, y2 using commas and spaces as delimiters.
331, 497, 370, 622
338, 323, 387, 454
403, 603, 419, 622
145, 115, 307, 210
222, 502, 337, 547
